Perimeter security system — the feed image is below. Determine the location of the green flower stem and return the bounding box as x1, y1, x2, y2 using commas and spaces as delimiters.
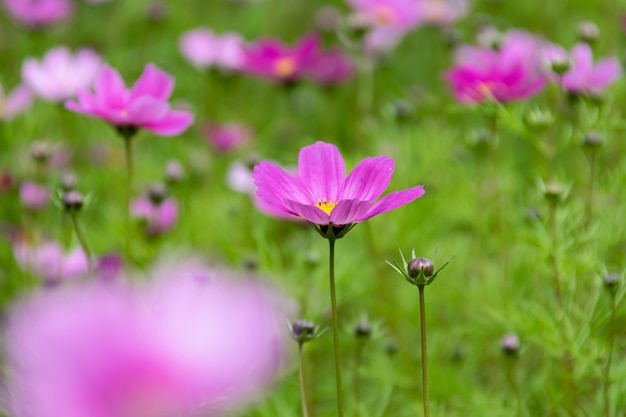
352, 339, 365, 417
547, 201, 564, 313
586, 149, 597, 226
328, 238, 345, 417
418, 285, 430, 417
603, 292, 617, 417
124, 136, 133, 260
298, 344, 310, 417
70, 212, 93, 273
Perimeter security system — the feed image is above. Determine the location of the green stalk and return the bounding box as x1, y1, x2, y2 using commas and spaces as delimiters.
418, 285, 430, 417
328, 238, 345, 417
124, 137, 133, 260
70, 213, 93, 273
603, 293, 617, 417
298, 344, 310, 417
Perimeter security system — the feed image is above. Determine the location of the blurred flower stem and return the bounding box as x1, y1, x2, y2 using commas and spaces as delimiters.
122, 134, 134, 260
328, 237, 345, 417
298, 344, 310, 417
418, 284, 431, 417
70, 212, 93, 273
603, 287, 617, 417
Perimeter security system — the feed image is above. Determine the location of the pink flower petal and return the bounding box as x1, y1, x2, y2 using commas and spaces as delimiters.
127, 96, 169, 125
253, 161, 312, 212
130, 64, 174, 101
297, 141, 345, 202
143, 110, 194, 136
357, 185, 425, 221
329, 199, 370, 225
94, 65, 127, 109
284, 199, 330, 224
341, 156, 394, 202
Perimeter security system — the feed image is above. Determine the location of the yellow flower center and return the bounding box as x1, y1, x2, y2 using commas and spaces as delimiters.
374, 5, 396, 25
316, 199, 336, 215
274, 57, 297, 78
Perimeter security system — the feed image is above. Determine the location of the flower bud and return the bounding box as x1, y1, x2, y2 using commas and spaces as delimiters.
583, 131, 603, 148
501, 333, 520, 356
290, 320, 317, 345
603, 273, 620, 292
315, 5, 342, 33
164, 159, 185, 184
408, 257, 434, 278
543, 181, 563, 203
354, 319, 372, 339
30, 140, 51, 164
148, 183, 167, 205
577, 21, 600, 43
60, 172, 78, 192
62, 190, 84, 212
525, 108, 554, 131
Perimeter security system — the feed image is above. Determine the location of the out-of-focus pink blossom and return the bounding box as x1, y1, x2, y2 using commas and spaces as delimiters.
12, 240, 88, 283
179, 29, 245, 71
22, 47, 102, 103
203, 122, 251, 153
241, 34, 320, 83
444, 30, 547, 104
347, 0, 421, 31
308, 49, 355, 86
2, 0, 73, 28
561, 43, 621, 96
363, 28, 405, 58
65, 64, 194, 137
1, 84, 32, 120
19, 181, 50, 211
131, 196, 178, 236
418, 0, 468, 26
2, 261, 289, 417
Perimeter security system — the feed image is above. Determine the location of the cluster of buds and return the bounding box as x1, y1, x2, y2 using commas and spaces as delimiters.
386, 248, 452, 287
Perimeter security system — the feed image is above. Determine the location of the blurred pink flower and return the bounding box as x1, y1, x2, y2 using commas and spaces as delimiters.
131, 196, 178, 236
23, 47, 102, 102
308, 49, 355, 86
347, 0, 421, 31
561, 43, 621, 96
0, 84, 32, 120
2, 0, 73, 27
418, 0, 468, 26
179, 29, 245, 71
2, 262, 289, 417
242, 34, 320, 83
65, 64, 194, 136
444, 30, 547, 104
203, 122, 251, 153
19, 181, 50, 211
12, 240, 88, 283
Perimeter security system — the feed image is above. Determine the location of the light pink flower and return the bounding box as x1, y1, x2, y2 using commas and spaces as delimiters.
418, 0, 468, 26
561, 43, 621, 96
179, 29, 245, 71
23, 47, 102, 102
1, 84, 32, 120
2, 0, 73, 28
65, 64, 194, 136
203, 122, 251, 153
12, 240, 88, 283
347, 0, 421, 31
19, 181, 50, 211
2, 262, 289, 417
131, 196, 179, 236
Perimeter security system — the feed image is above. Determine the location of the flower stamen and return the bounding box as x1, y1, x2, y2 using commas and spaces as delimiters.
316, 198, 336, 215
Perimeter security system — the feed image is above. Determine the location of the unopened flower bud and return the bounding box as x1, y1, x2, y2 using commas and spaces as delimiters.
583, 131, 603, 148
525, 108, 554, 131
543, 181, 563, 203
146, 0, 167, 22
62, 190, 84, 212
30, 140, 51, 164
501, 333, 520, 356
354, 319, 372, 339
577, 21, 600, 43
60, 172, 78, 192
165, 159, 185, 184
603, 273, 620, 292
408, 257, 434, 278
315, 5, 342, 33
476, 25, 502, 50
290, 320, 317, 345
148, 183, 167, 205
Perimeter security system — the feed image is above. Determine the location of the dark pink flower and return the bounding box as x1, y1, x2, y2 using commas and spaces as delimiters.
2, 0, 73, 28
2, 262, 289, 417
444, 30, 547, 104
241, 34, 320, 83
203, 122, 251, 153
0, 83, 32, 120
19, 181, 50, 211
12, 240, 88, 283
179, 29, 245, 71
65, 64, 194, 136
561, 43, 621, 96
23, 46, 102, 102
253, 141, 424, 231
307, 49, 355, 86
131, 196, 178, 236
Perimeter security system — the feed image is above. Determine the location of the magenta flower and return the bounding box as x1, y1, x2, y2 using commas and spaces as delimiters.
131, 196, 178, 236
2, 262, 288, 417
179, 29, 245, 71
65, 63, 194, 137
12, 240, 88, 283
0, 84, 32, 120
23, 46, 102, 102
444, 30, 547, 104
203, 122, 251, 153
242, 34, 320, 83
2, 0, 73, 28
308, 49, 355, 86
19, 181, 50, 211
347, 0, 421, 31
561, 43, 621, 96
253, 141, 424, 237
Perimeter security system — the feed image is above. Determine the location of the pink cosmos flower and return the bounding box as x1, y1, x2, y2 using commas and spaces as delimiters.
131, 196, 178, 236
203, 122, 251, 153
561, 43, 621, 96
444, 30, 547, 104
418, 0, 468, 26
347, 0, 421, 31
23, 46, 102, 102
65, 64, 194, 136
308, 49, 355, 86
179, 29, 245, 71
19, 181, 50, 211
241, 34, 320, 83
0, 84, 32, 120
2, 0, 73, 28
253, 141, 425, 233
2, 262, 288, 417
12, 240, 88, 283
